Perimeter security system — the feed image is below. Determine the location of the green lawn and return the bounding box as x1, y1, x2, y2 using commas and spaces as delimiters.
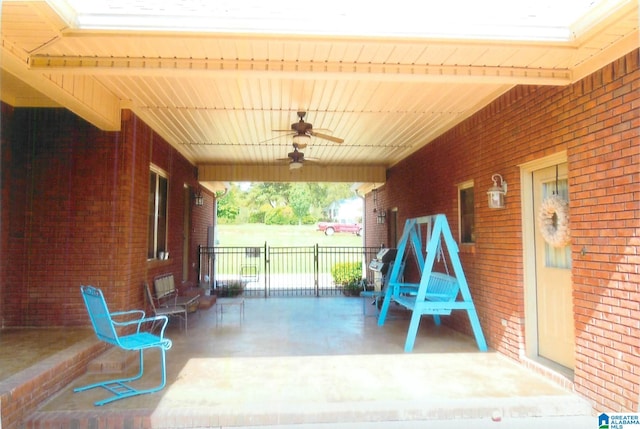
216, 223, 364, 247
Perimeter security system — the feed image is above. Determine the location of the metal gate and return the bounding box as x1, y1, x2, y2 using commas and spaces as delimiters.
199, 244, 379, 297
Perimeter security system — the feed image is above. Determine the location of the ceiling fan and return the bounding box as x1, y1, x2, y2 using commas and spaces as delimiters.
274, 111, 344, 148
277, 143, 317, 170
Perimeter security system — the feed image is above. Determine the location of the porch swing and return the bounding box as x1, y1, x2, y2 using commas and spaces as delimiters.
377, 214, 487, 352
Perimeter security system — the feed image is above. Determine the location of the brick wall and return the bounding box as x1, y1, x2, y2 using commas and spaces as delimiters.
192, 191, 215, 281
366, 50, 639, 412
0, 107, 212, 326
0, 103, 14, 327
0, 340, 107, 429
569, 52, 640, 412
364, 188, 391, 249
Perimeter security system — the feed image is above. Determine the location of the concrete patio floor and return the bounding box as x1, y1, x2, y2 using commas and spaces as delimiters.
26, 296, 594, 428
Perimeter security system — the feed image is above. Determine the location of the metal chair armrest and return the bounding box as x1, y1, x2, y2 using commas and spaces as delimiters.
112, 314, 169, 335
111, 309, 146, 320
110, 309, 147, 332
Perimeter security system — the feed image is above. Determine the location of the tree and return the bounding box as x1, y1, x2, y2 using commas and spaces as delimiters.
228, 182, 356, 224
289, 184, 312, 224
248, 183, 291, 208
216, 186, 240, 222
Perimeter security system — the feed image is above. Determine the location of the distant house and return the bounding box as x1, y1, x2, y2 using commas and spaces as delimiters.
325, 198, 363, 222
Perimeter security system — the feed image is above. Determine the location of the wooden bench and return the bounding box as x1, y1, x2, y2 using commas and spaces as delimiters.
392, 272, 460, 324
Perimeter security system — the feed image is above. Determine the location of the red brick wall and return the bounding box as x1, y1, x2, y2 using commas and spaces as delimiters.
0, 107, 212, 326
366, 50, 639, 412
145, 129, 215, 289
1, 103, 14, 327
364, 189, 392, 249
569, 52, 640, 412
192, 190, 215, 280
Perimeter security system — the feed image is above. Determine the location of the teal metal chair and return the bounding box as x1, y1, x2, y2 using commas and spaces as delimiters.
74, 285, 173, 406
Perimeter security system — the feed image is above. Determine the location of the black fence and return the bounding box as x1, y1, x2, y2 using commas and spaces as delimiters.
199, 244, 380, 297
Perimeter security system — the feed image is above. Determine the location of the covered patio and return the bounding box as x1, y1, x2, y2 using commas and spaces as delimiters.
2, 0, 638, 421
10, 297, 592, 428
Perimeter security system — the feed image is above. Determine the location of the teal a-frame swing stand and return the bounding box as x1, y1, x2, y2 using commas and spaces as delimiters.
377, 214, 487, 352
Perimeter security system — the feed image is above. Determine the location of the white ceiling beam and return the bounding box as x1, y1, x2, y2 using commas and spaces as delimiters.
572, 29, 639, 83
198, 163, 387, 184
1, 47, 122, 131
28, 56, 573, 86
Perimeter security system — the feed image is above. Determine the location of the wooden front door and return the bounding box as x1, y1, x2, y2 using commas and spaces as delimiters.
183, 187, 191, 283
533, 163, 575, 369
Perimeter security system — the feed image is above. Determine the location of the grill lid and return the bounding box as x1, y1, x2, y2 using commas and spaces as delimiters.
375, 248, 397, 263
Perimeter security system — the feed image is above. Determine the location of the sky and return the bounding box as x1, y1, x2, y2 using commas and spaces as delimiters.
49, 0, 603, 41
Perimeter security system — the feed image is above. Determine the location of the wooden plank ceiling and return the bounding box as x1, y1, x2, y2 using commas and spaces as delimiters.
1, 0, 638, 189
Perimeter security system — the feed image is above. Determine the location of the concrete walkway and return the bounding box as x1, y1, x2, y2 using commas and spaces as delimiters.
28, 297, 593, 428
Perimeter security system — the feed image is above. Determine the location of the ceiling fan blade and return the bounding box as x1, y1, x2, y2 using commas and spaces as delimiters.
258, 133, 294, 145
311, 131, 344, 144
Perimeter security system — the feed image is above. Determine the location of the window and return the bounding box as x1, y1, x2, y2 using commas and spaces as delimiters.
542, 178, 571, 269
148, 167, 168, 260
458, 181, 475, 244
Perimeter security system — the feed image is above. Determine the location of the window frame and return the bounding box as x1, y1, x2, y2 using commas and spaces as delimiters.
148, 165, 169, 260
458, 180, 475, 244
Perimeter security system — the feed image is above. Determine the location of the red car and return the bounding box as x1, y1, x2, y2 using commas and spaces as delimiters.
317, 220, 362, 236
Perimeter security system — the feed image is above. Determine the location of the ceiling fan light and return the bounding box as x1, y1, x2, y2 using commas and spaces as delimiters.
293, 134, 310, 147
289, 161, 303, 170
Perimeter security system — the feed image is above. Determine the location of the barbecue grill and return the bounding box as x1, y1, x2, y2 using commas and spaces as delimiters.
368, 248, 397, 291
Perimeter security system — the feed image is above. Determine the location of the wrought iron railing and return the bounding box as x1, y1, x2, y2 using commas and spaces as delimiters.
198, 244, 380, 297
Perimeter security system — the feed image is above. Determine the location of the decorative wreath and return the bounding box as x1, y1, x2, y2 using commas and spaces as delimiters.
537, 195, 571, 247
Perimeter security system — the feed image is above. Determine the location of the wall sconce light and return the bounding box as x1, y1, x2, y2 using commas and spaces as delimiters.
372, 188, 385, 223
193, 188, 204, 207
487, 174, 507, 209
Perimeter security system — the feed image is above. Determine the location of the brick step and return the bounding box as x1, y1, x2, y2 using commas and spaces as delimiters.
86, 347, 138, 374
178, 286, 217, 311
198, 294, 216, 310
1, 338, 107, 429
